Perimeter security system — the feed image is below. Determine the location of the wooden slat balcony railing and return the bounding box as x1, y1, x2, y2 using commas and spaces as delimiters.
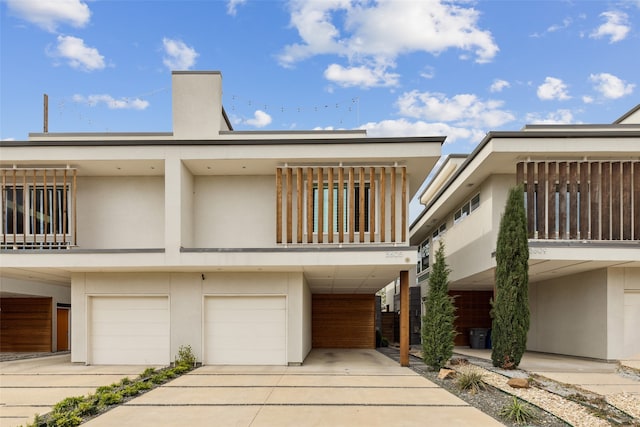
517, 161, 639, 241
276, 165, 407, 245
1, 167, 77, 249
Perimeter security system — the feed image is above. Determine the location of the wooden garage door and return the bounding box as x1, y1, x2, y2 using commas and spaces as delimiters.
312, 294, 375, 348
204, 296, 287, 365
90, 296, 170, 365
0, 297, 52, 352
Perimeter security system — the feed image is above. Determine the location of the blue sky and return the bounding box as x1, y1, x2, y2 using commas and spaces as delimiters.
1, 0, 638, 215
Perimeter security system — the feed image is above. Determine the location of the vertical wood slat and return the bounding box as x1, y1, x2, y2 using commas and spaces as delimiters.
590, 163, 600, 240
286, 168, 293, 243
63, 170, 68, 241
32, 170, 37, 244
391, 167, 396, 243
634, 162, 640, 240
22, 170, 27, 244
516, 162, 524, 186
1, 170, 5, 245
43, 170, 47, 244
536, 162, 546, 239
317, 167, 324, 244
558, 162, 567, 239
369, 167, 375, 243
348, 168, 355, 243
569, 162, 578, 239
12, 170, 16, 245
306, 168, 313, 243
579, 163, 589, 240
526, 162, 535, 238
338, 168, 344, 243
401, 167, 407, 243
380, 167, 386, 243
611, 162, 621, 240
358, 167, 365, 242
547, 162, 557, 239
622, 162, 631, 240
328, 168, 334, 244
53, 170, 57, 244
276, 168, 282, 244
297, 168, 303, 243
72, 169, 77, 246
601, 162, 611, 240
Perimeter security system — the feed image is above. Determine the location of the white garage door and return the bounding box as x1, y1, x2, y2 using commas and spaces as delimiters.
90, 296, 170, 365
204, 296, 286, 365
624, 291, 640, 358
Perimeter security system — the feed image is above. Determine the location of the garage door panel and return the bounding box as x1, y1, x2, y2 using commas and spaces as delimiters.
312, 294, 375, 349
90, 296, 169, 365
204, 296, 286, 365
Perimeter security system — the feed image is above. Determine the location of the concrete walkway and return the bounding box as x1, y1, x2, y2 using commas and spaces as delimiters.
1, 349, 503, 427
453, 347, 640, 397
0, 354, 155, 427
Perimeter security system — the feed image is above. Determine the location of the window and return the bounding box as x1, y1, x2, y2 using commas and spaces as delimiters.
418, 239, 430, 273
2, 185, 70, 237
313, 183, 370, 233
453, 193, 480, 224
432, 222, 446, 241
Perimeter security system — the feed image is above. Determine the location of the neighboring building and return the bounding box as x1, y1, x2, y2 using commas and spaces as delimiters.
411, 105, 640, 361
0, 71, 442, 365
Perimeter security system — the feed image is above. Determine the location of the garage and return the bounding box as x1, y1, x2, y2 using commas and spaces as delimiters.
204, 296, 286, 365
89, 296, 170, 365
312, 294, 375, 348
0, 297, 52, 352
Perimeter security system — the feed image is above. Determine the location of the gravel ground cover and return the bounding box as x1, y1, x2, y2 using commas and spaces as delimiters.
378, 347, 640, 427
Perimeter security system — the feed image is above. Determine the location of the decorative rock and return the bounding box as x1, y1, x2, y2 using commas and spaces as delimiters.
507, 377, 530, 388
438, 368, 456, 380
449, 357, 468, 366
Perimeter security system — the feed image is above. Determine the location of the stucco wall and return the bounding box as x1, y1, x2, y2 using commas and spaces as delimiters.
76, 177, 165, 249
71, 271, 307, 364
607, 267, 640, 359
528, 269, 608, 359
193, 176, 275, 248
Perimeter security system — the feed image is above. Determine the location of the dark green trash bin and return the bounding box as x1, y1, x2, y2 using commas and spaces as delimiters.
469, 328, 489, 349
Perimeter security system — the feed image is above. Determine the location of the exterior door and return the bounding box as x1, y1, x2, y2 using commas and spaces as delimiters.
56, 307, 70, 351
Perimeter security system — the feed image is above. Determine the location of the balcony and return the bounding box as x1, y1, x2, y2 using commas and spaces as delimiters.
275, 164, 408, 246
517, 161, 639, 241
1, 167, 77, 250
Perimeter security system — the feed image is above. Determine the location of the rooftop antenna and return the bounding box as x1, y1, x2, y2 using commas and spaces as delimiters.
43, 93, 48, 133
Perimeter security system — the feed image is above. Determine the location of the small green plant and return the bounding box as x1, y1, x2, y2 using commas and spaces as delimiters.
175, 344, 197, 368
139, 367, 157, 379
97, 391, 123, 407
456, 367, 487, 394
500, 396, 536, 424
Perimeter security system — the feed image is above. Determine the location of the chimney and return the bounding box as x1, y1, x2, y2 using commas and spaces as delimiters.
172, 71, 223, 139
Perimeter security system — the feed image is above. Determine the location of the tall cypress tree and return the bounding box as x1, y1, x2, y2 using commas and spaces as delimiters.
491, 185, 530, 369
422, 241, 457, 370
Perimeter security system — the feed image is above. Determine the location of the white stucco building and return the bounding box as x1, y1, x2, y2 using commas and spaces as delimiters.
410, 105, 640, 361
0, 71, 441, 365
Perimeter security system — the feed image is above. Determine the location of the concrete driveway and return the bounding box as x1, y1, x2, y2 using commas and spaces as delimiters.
0, 354, 152, 427
81, 349, 502, 427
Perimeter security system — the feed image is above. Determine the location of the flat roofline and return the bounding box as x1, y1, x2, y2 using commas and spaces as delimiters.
2, 136, 446, 148
410, 129, 640, 230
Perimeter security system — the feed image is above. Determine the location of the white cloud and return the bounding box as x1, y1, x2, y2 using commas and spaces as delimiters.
244, 110, 272, 127
227, 0, 247, 16
420, 66, 435, 80
525, 109, 576, 124
6, 0, 90, 32
73, 94, 149, 110
489, 79, 510, 93
50, 35, 105, 71
537, 77, 570, 101
360, 118, 485, 143
162, 38, 198, 70
278, 0, 498, 85
582, 95, 594, 104
324, 63, 399, 88
395, 91, 515, 128
590, 11, 630, 43
589, 73, 635, 99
